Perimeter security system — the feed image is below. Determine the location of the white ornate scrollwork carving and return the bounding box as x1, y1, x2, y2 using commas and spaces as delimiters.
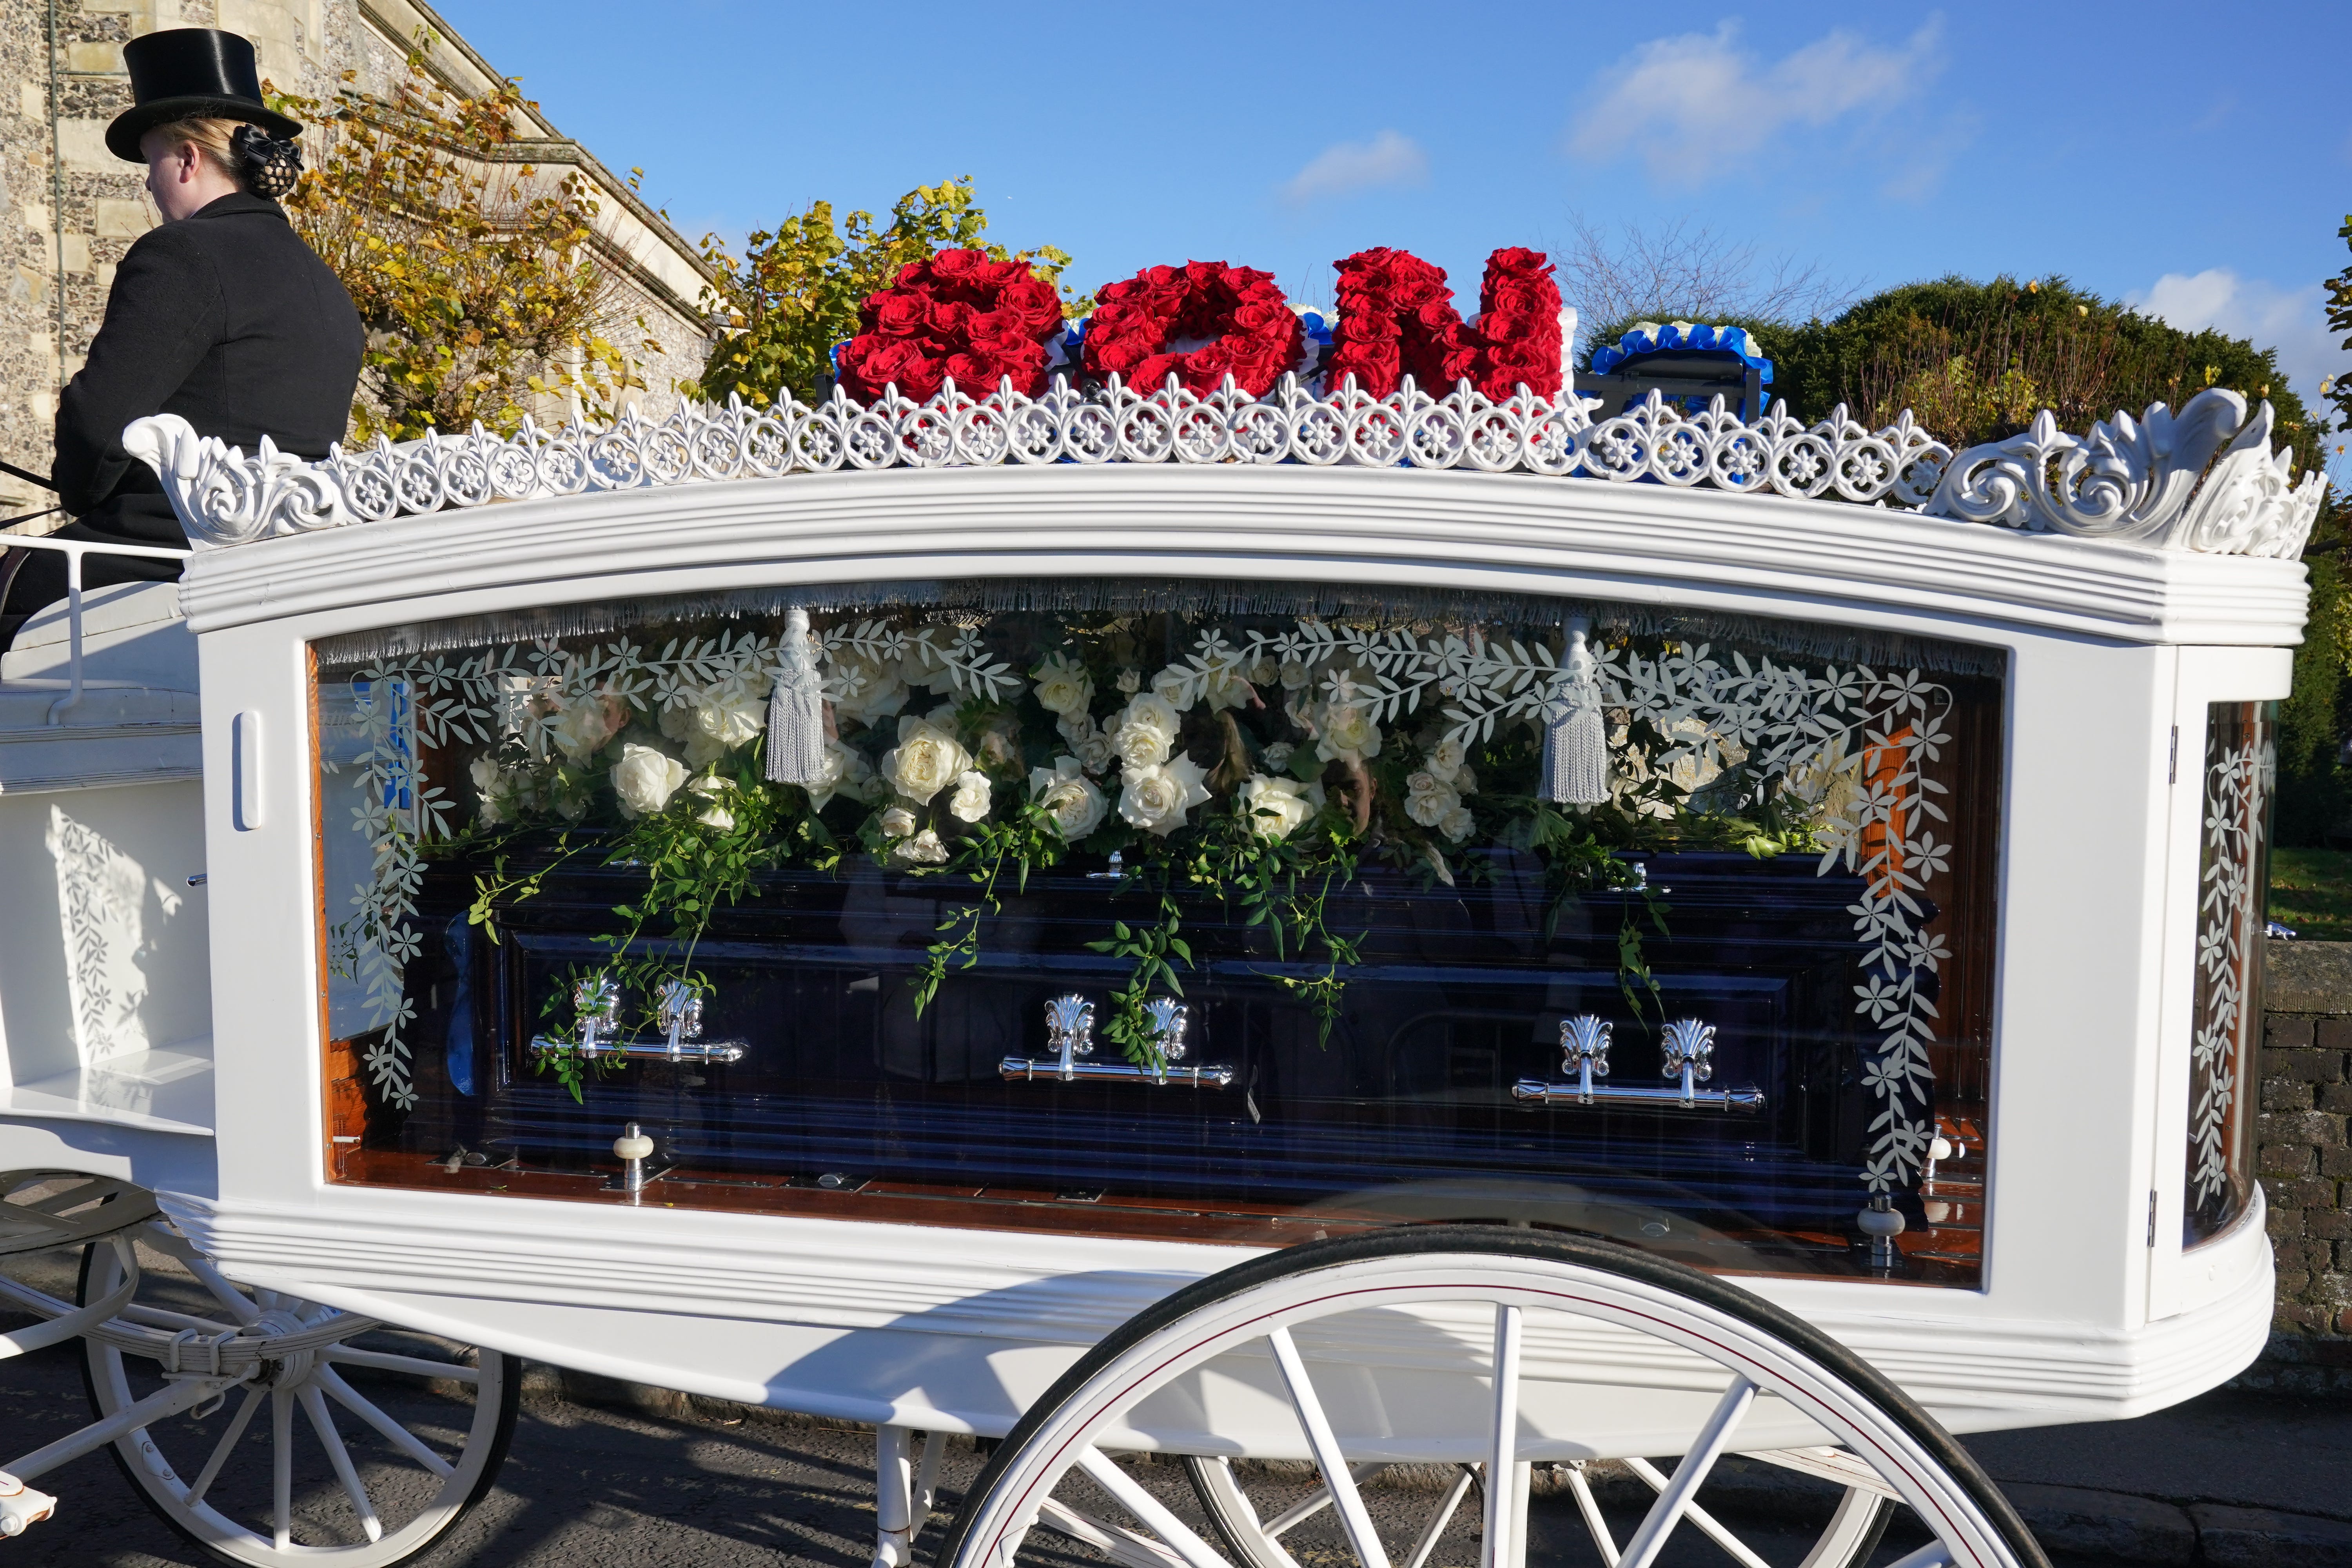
129, 375, 2319, 561
1924, 388, 2323, 559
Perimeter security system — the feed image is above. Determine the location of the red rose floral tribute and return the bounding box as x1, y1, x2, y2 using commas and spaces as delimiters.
835, 249, 1068, 403
1323, 246, 1563, 402
1080, 261, 1305, 397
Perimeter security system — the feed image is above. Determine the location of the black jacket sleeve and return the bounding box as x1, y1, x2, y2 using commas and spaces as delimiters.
53, 225, 223, 517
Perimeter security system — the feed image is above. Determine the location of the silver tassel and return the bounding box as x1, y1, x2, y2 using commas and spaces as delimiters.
1542, 618, 1610, 805
765, 606, 826, 785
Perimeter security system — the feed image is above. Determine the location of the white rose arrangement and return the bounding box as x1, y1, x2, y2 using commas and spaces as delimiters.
612, 742, 688, 819
1029, 756, 1108, 840
882, 712, 973, 805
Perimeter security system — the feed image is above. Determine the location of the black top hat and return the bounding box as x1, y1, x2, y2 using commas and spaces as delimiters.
105, 28, 303, 162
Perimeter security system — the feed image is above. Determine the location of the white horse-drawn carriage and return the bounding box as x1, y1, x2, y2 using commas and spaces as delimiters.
0, 350, 2319, 1568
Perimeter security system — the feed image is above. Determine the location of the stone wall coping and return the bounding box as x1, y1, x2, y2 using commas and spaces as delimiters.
2266, 940, 2352, 1017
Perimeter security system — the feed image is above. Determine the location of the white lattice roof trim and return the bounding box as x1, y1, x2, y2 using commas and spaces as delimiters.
124, 374, 2325, 560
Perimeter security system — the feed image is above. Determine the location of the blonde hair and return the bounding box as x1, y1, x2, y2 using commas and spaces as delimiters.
143, 116, 248, 189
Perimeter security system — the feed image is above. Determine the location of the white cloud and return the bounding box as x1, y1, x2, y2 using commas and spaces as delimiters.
1280, 131, 1429, 208
2127, 269, 2338, 406
1567, 19, 1943, 184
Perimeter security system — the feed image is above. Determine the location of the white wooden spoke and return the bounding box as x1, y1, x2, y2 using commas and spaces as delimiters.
185, 1256, 263, 1327
299, 1384, 384, 1542
318, 1364, 456, 1479
1263, 1462, 1387, 1536
1038, 1494, 1192, 1568
1481, 1305, 1522, 1568
323, 1343, 482, 1383
182, 1387, 265, 1507
1625, 1457, 1773, 1568
1884, 1546, 1953, 1568
1074, 1448, 1236, 1568
1564, 1464, 1620, 1568
270, 1388, 294, 1550
1748, 1445, 1902, 1501
1402, 1464, 1477, 1568
1614, 1376, 1757, 1568
1266, 1327, 1390, 1568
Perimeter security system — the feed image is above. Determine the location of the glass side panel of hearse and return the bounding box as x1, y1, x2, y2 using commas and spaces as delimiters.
309, 580, 2002, 1283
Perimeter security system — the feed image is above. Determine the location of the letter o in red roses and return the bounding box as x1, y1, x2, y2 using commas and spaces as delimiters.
1080, 261, 1305, 398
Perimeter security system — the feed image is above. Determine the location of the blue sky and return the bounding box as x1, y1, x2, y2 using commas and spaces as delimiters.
442, 0, 2349, 416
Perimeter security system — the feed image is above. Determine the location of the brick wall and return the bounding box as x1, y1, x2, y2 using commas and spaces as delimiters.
2246, 939, 2352, 1391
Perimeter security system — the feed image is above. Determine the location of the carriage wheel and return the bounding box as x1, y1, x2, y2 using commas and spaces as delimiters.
78, 1225, 519, 1567
937, 1227, 2044, 1568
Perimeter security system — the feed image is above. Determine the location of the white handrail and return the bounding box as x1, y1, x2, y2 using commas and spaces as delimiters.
2, 533, 187, 725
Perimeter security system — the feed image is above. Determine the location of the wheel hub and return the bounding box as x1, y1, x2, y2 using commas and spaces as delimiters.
250, 1307, 320, 1387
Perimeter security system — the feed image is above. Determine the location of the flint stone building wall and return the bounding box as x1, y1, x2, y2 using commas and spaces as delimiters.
2250, 938, 2352, 1392
1, 0, 709, 533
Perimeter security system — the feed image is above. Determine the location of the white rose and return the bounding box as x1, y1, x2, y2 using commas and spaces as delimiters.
1438, 802, 1476, 843
1030, 755, 1108, 840
688, 775, 737, 832
1317, 703, 1383, 764
1425, 735, 1469, 783
947, 769, 993, 824
880, 804, 918, 838
470, 754, 509, 825
694, 684, 766, 750
882, 712, 972, 805
1454, 764, 1477, 797
1278, 659, 1310, 691
552, 690, 624, 764
1200, 665, 1251, 713
1111, 715, 1172, 770
1118, 755, 1212, 836
1238, 773, 1325, 841
1261, 740, 1296, 773
897, 828, 948, 865
1405, 769, 1461, 828
1031, 653, 1096, 718
807, 740, 871, 809
1074, 728, 1116, 775
1114, 668, 1142, 695
612, 742, 688, 818
1151, 666, 1196, 709
1249, 656, 1280, 686
902, 641, 962, 696
831, 655, 907, 726
658, 697, 698, 742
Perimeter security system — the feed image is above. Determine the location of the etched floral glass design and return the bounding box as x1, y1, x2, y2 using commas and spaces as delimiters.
307, 581, 2002, 1279
2185, 701, 2274, 1245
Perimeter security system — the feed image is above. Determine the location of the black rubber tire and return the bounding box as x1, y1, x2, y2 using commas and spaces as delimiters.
936, 1224, 2048, 1568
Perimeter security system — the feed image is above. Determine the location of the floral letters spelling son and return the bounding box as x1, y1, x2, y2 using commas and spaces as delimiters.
835, 246, 1564, 405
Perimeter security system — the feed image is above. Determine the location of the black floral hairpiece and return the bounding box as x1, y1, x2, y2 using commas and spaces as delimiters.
231, 123, 303, 199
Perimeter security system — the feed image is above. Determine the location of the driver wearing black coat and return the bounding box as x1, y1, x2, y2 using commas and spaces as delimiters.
2, 28, 360, 644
